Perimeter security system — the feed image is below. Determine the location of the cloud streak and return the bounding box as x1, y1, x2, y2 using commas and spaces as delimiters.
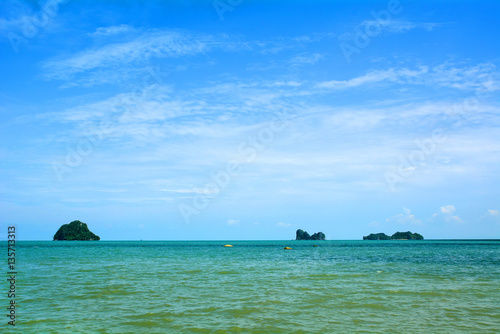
41, 30, 235, 81
89, 24, 135, 37
317, 63, 498, 91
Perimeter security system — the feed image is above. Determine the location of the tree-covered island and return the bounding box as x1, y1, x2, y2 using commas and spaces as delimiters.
53, 220, 100, 241
363, 231, 424, 240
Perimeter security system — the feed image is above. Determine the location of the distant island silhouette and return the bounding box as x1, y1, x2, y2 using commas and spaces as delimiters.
53, 220, 100, 241
363, 231, 424, 240
296, 229, 326, 240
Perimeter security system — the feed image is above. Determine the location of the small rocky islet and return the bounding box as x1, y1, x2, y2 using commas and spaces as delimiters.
295, 229, 326, 240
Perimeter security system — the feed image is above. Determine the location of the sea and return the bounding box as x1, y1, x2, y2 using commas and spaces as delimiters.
5, 240, 500, 333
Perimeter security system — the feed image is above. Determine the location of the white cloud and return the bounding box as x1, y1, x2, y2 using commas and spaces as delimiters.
481, 209, 500, 222
90, 24, 135, 37
386, 207, 422, 225
277, 222, 290, 227
440, 205, 456, 214
437, 205, 463, 223
487, 209, 499, 216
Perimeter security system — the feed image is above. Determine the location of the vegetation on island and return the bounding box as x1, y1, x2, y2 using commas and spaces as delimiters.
296, 229, 326, 240
391, 231, 424, 240
363, 231, 424, 240
53, 220, 100, 241
362, 232, 392, 240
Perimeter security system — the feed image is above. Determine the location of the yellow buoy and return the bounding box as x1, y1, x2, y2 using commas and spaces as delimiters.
223, 244, 233, 247
284, 247, 292, 250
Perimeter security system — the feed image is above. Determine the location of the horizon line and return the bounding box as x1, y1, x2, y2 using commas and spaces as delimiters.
7, 238, 500, 242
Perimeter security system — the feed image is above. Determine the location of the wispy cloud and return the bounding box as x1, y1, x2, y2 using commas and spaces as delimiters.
317, 63, 498, 91
41, 30, 235, 81
89, 24, 135, 37
290, 53, 323, 66
40, 31, 324, 87
338, 20, 442, 42
386, 208, 422, 225
316, 67, 427, 89
487, 209, 499, 216
436, 205, 463, 223
363, 20, 441, 34
481, 209, 500, 223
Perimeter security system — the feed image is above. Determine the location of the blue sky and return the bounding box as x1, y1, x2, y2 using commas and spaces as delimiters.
1, 0, 499, 240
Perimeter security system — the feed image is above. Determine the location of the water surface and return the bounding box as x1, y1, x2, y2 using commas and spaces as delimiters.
8, 240, 500, 333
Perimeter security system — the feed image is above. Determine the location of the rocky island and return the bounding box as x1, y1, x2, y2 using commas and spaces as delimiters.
296, 229, 326, 240
363, 231, 423, 240
53, 220, 100, 241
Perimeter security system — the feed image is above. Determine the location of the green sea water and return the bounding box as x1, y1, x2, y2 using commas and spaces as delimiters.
4, 240, 500, 333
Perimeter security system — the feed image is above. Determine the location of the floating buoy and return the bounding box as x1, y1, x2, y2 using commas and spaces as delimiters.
223, 244, 233, 247
284, 247, 292, 250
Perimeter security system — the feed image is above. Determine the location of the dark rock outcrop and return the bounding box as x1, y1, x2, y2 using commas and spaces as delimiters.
53, 220, 100, 241
310, 232, 326, 240
296, 229, 325, 240
296, 229, 310, 240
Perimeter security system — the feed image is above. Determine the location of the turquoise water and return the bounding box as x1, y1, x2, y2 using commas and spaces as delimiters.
5, 240, 500, 333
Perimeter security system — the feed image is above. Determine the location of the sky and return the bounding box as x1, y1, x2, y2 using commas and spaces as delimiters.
1, 0, 499, 240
